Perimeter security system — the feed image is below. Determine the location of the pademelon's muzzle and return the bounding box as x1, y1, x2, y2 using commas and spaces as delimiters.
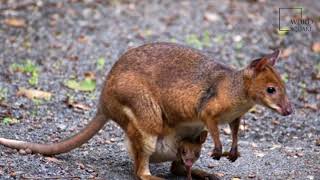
278, 100, 293, 116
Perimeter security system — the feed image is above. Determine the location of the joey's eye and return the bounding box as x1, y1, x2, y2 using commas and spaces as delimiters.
266, 87, 276, 94
182, 149, 186, 155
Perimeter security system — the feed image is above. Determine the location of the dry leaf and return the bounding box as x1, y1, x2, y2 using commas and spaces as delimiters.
17, 88, 52, 100
254, 151, 265, 158
271, 119, 280, 125
4, 18, 26, 28
45, 157, 62, 163
84, 71, 96, 80
216, 173, 225, 177
64, 97, 90, 111
312, 42, 320, 53
303, 103, 318, 111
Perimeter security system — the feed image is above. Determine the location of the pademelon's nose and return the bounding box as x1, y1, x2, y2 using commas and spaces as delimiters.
282, 103, 293, 116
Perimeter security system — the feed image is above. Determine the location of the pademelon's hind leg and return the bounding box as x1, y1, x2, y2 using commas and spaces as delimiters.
109, 73, 164, 179
126, 125, 163, 180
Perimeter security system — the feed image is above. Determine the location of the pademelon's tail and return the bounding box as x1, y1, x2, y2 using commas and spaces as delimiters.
0, 113, 108, 155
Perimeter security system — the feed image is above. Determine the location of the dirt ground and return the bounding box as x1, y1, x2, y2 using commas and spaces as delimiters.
0, 0, 319, 179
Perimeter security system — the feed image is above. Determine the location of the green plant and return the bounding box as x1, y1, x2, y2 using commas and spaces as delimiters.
97, 57, 105, 70
185, 31, 212, 49
10, 60, 39, 86
2, 117, 19, 125
0, 87, 7, 101
64, 78, 96, 92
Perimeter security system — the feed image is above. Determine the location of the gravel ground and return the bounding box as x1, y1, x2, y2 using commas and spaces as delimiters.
0, 0, 319, 179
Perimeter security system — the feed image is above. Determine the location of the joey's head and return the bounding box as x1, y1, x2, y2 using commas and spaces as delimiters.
178, 131, 207, 170
244, 50, 293, 116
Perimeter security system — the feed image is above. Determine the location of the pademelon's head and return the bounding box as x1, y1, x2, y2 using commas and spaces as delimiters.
244, 50, 293, 116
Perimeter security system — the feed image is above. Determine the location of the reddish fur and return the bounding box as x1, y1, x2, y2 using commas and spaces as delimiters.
0, 43, 292, 180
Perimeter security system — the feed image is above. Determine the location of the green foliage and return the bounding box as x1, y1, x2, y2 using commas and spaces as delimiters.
213, 34, 224, 44
64, 78, 96, 92
2, 117, 19, 125
281, 73, 289, 83
10, 60, 39, 86
185, 31, 212, 49
97, 57, 106, 70
316, 62, 320, 72
0, 87, 7, 101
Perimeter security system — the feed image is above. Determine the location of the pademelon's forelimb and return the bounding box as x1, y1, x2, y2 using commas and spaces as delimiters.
0, 113, 108, 155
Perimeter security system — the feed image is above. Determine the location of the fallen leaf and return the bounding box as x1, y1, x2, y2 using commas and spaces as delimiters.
17, 88, 52, 100
76, 162, 85, 169
64, 78, 96, 92
315, 139, 320, 146
303, 103, 318, 111
254, 151, 265, 158
312, 42, 320, 53
215, 173, 225, 177
64, 97, 90, 111
45, 157, 62, 163
4, 18, 26, 28
84, 71, 96, 80
271, 119, 280, 125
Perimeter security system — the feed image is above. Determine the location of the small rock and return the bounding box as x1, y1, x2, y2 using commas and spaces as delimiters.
207, 163, 215, 168
222, 127, 231, 135
57, 124, 67, 131
296, 152, 304, 157
232, 177, 241, 180
204, 12, 220, 22
248, 173, 256, 178
19, 149, 26, 155
315, 139, 320, 146
216, 173, 224, 177
233, 35, 242, 42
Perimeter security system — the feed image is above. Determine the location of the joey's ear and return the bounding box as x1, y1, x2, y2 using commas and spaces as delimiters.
263, 49, 280, 66
197, 131, 208, 144
249, 49, 281, 71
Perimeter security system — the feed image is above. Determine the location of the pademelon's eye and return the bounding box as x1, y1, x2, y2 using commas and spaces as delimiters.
266, 87, 276, 94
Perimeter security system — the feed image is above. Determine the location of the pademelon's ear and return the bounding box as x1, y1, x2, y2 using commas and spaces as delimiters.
249, 49, 281, 72
197, 131, 208, 144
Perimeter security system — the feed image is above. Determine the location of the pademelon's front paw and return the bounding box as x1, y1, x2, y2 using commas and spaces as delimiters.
227, 148, 240, 162
211, 147, 222, 160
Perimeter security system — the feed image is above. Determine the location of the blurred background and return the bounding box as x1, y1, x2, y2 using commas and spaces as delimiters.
0, 0, 319, 179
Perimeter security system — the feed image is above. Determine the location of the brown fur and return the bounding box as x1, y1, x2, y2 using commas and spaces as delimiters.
0, 42, 292, 180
